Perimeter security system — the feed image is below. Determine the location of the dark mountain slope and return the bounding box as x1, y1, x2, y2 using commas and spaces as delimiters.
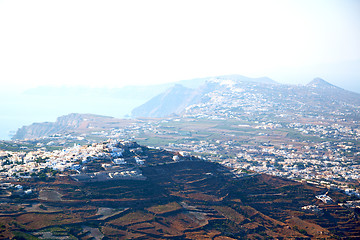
131, 84, 201, 118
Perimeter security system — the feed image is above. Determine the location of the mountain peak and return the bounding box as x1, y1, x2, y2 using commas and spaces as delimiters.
307, 78, 335, 88
211, 75, 277, 84
171, 83, 188, 90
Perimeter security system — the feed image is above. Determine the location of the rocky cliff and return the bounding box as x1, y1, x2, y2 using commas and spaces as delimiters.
12, 113, 114, 140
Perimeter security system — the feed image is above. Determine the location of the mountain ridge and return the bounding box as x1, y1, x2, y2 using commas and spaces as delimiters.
131, 75, 279, 118
132, 76, 360, 119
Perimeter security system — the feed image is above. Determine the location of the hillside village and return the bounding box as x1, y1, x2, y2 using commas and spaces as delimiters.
0, 139, 185, 190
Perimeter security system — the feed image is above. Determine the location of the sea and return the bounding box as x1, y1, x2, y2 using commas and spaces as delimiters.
0, 90, 143, 140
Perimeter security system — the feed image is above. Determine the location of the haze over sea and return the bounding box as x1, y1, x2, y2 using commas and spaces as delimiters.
0, 89, 141, 140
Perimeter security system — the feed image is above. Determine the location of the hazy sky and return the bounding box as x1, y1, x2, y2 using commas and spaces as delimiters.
0, 0, 359, 89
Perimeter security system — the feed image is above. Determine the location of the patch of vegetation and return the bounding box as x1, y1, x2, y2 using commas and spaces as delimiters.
109, 211, 154, 226
12, 231, 40, 240
212, 206, 246, 224
38, 204, 47, 210
147, 202, 182, 215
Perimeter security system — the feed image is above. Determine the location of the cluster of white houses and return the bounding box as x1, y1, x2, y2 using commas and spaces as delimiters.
0, 140, 140, 180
